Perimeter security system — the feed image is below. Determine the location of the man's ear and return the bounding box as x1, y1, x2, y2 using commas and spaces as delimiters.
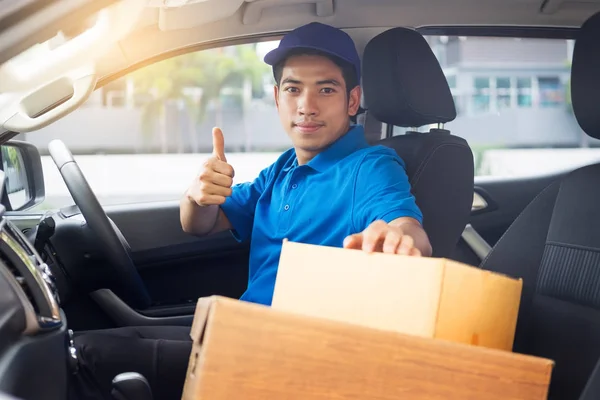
273, 85, 280, 110
347, 85, 361, 117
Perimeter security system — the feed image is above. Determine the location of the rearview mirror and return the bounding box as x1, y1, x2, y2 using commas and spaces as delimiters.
0, 141, 45, 211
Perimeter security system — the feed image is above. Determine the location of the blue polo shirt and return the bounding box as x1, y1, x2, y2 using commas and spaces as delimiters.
220, 125, 422, 305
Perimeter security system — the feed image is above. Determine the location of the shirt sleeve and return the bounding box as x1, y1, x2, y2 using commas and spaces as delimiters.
221, 165, 273, 243
351, 149, 423, 232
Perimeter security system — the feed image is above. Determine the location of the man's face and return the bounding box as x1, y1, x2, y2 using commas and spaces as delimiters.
274, 54, 361, 163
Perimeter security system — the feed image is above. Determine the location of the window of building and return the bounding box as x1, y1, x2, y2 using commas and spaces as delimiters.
496, 77, 511, 110
516, 77, 533, 107
472, 77, 490, 113
538, 77, 562, 107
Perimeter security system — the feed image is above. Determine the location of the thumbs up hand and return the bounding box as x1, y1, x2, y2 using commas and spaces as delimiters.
186, 127, 235, 207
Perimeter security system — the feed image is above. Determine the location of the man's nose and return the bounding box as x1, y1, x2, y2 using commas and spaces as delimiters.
298, 92, 319, 116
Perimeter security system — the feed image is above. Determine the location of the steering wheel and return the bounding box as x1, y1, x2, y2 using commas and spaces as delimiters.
48, 139, 151, 310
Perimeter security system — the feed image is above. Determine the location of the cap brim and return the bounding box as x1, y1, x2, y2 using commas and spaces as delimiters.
263, 45, 354, 68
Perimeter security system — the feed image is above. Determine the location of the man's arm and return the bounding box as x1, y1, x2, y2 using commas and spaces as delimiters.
345, 150, 432, 257
181, 161, 274, 241
180, 198, 232, 236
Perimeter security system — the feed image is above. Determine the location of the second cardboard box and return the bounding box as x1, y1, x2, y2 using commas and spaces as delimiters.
272, 241, 523, 351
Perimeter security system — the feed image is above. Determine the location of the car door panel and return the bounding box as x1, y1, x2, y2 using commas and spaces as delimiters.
452, 172, 566, 266
469, 173, 565, 246
105, 202, 250, 309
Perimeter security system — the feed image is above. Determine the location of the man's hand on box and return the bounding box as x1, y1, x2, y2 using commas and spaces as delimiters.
343, 218, 432, 257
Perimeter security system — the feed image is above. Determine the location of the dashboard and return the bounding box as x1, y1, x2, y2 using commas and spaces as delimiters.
0, 203, 71, 399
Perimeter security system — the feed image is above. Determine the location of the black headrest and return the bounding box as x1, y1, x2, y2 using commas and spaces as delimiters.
572, 11, 600, 140
362, 27, 456, 128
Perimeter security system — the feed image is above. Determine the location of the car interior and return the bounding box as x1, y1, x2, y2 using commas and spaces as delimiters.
1, 0, 600, 399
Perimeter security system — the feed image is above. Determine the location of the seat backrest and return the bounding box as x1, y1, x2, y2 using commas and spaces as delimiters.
480, 11, 600, 400
362, 28, 474, 258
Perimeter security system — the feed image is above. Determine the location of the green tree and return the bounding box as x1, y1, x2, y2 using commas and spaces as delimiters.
130, 44, 269, 153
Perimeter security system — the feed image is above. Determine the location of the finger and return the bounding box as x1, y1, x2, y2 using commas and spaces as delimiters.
382, 229, 403, 254
212, 127, 227, 162
409, 247, 422, 257
397, 235, 415, 256
194, 194, 227, 206
202, 182, 233, 198
212, 159, 235, 178
343, 234, 363, 249
199, 167, 232, 187
208, 171, 233, 188
362, 222, 388, 253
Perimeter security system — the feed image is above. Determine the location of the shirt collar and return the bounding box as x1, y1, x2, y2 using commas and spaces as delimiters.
283, 124, 368, 173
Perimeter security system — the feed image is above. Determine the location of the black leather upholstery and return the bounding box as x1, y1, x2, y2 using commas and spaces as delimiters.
480, 11, 600, 400
362, 27, 474, 257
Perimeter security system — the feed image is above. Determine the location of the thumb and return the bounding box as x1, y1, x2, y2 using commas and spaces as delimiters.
212, 127, 227, 162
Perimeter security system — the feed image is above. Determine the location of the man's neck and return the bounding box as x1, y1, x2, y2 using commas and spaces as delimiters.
295, 122, 353, 166
296, 150, 317, 166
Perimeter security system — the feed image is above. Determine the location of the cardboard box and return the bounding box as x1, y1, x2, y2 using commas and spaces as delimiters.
272, 241, 523, 351
182, 296, 553, 400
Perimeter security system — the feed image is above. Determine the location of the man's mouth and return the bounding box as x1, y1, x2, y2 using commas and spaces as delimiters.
294, 122, 324, 133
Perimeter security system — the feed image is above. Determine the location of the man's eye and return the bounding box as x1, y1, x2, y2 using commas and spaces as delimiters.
285, 87, 299, 93
321, 88, 335, 94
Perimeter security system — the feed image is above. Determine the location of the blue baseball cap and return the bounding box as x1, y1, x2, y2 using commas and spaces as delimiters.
264, 22, 361, 81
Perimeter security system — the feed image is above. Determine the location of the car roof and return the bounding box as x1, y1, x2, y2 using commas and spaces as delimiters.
98, 0, 598, 80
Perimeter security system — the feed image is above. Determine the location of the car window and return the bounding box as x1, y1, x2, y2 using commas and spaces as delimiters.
393, 36, 592, 178
26, 41, 286, 210
23, 35, 589, 210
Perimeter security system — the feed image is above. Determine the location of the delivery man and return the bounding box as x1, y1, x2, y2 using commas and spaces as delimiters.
71, 22, 431, 400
